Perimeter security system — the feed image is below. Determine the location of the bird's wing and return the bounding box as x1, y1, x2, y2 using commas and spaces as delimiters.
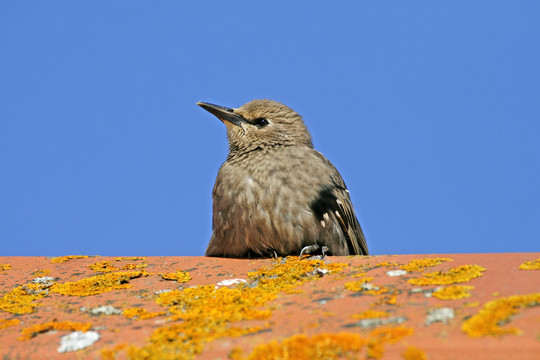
309, 150, 369, 255
331, 186, 369, 255
310, 183, 369, 255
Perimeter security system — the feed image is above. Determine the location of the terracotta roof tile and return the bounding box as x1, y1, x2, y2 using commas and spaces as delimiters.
0, 253, 539, 359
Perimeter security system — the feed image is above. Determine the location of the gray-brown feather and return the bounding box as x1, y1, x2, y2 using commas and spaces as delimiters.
206, 146, 367, 257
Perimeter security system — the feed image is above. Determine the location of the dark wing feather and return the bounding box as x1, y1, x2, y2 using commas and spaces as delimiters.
332, 187, 368, 255
310, 184, 368, 255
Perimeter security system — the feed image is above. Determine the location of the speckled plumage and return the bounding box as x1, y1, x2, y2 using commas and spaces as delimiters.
197, 99, 368, 258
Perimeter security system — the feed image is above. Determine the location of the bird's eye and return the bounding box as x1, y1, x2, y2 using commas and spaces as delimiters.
253, 117, 269, 128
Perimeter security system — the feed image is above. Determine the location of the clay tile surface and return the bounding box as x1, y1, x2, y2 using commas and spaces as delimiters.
0, 253, 539, 359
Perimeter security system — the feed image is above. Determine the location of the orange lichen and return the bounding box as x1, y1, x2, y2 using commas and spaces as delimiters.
32, 269, 51, 277
229, 332, 367, 360
408, 265, 486, 286
18, 320, 92, 341
101, 343, 128, 360
519, 258, 540, 270
89, 260, 148, 273
0, 264, 12, 271
50, 270, 149, 296
367, 326, 414, 359
115, 257, 146, 261
123, 307, 166, 320
376, 261, 400, 268
462, 293, 540, 337
352, 271, 367, 278
159, 270, 192, 283
0, 283, 50, 314
384, 292, 399, 305
89, 261, 118, 272
120, 263, 148, 270
128, 257, 348, 360
400, 258, 453, 272
231, 326, 414, 360
402, 345, 427, 360
247, 257, 348, 293
352, 310, 390, 320
158, 285, 274, 323
432, 285, 474, 300
50, 255, 88, 263
344, 278, 388, 295
0, 318, 20, 329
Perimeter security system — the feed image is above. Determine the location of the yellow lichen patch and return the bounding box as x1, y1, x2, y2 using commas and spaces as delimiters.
18, 320, 92, 341
128, 322, 265, 360
519, 258, 540, 270
344, 278, 388, 295
432, 285, 474, 300
129, 257, 349, 360
120, 263, 148, 270
464, 301, 480, 307
352, 309, 390, 320
229, 332, 367, 360
0, 318, 20, 329
123, 307, 166, 320
159, 270, 192, 283
400, 258, 453, 272
89, 260, 148, 273
115, 257, 146, 261
50, 270, 149, 296
32, 269, 51, 277
89, 261, 118, 273
0, 283, 49, 314
376, 261, 401, 268
101, 343, 128, 360
159, 285, 275, 323
0, 264, 12, 271
50, 255, 88, 264
383, 292, 398, 305
247, 257, 348, 293
402, 345, 427, 360
352, 271, 367, 278
408, 265, 486, 286
231, 327, 414, 360
367, 326, 415, 359
462, 293, 540, 337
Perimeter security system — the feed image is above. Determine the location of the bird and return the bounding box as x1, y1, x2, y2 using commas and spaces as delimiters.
197, 99, 368, 258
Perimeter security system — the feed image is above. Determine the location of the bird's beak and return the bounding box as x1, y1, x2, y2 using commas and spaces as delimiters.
197, 102, 248, 128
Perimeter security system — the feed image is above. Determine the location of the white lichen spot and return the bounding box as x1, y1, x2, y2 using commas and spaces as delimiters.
81, 305, 122, 315
386, 270, 407, 277
33, 276, 55, 287
351, 316, 408, 329
57, 331, 100, 353
311, 268, 330, 276
425, 307, 454, 325
216, 278, 247, 286
155, 289, 173, 295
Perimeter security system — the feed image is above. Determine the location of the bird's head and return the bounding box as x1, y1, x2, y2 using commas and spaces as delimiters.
197, 99, 313, 155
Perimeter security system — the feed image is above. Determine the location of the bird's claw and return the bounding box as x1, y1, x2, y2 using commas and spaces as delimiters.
300, 245, 329, 259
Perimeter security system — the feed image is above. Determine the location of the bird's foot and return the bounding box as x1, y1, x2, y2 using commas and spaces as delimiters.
300, 245, 329, 259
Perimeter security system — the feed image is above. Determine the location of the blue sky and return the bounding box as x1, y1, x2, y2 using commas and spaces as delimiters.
1, 2, 539, 256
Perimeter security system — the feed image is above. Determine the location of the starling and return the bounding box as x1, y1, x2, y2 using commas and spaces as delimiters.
197, 99, 368, 258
